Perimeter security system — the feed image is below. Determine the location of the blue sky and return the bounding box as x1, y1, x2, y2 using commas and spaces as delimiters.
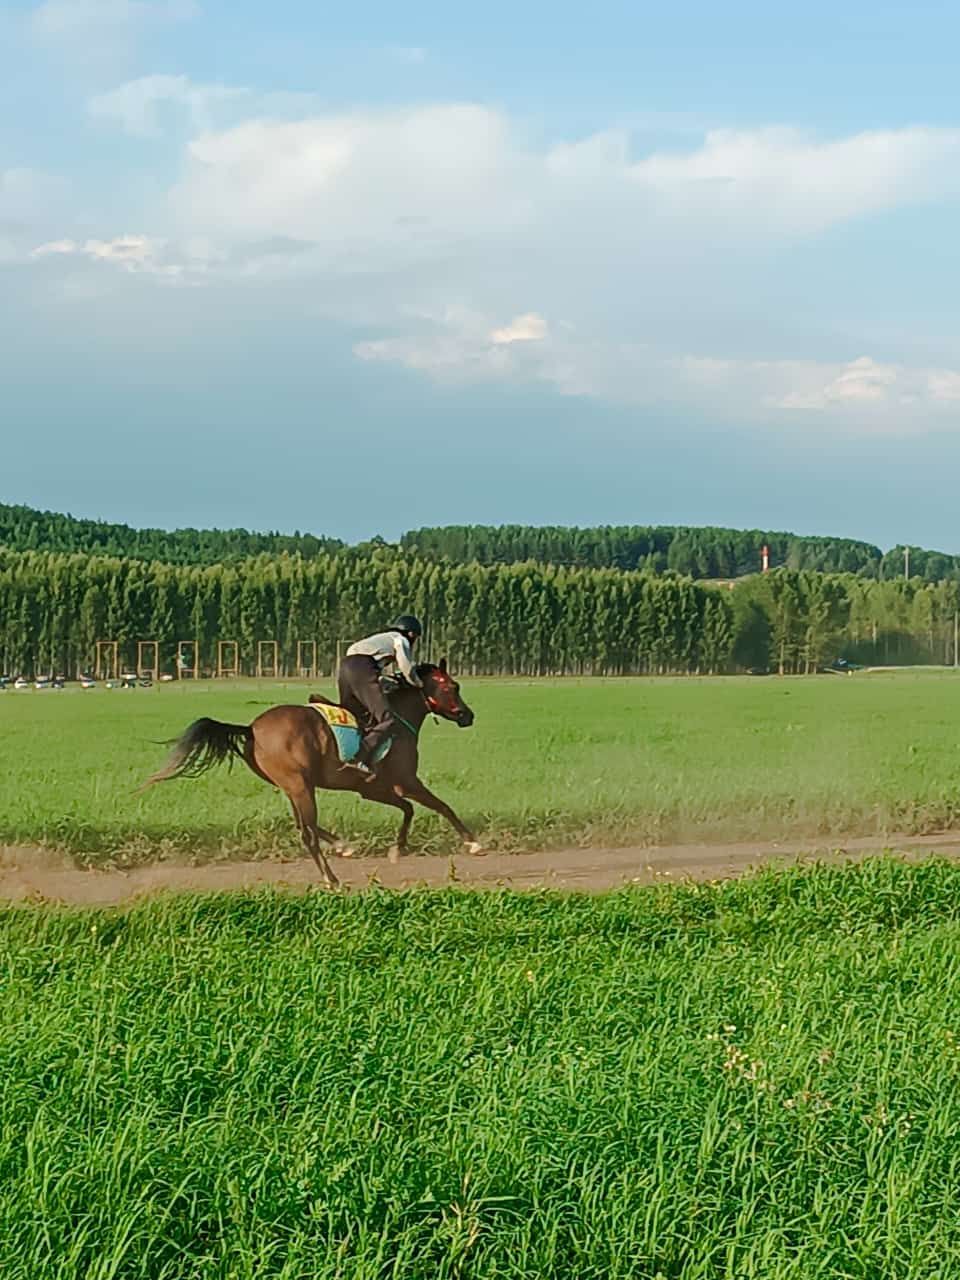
3, 0, 960, 547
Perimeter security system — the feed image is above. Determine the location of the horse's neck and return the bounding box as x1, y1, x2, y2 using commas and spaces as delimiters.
389, 688, 426, 728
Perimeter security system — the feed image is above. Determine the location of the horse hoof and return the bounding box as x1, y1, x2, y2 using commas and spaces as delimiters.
334, 843, 355, 859
464, 841, 486, 856
387, 845, 404, 864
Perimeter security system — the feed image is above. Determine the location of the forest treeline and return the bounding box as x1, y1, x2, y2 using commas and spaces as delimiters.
5, 501, 960, 581
0, 503, 345, 566
2, 545, 959, 679
401, 525, 960, 582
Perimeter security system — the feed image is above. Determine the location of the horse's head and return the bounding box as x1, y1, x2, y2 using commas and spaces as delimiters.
417, 658, 474, 728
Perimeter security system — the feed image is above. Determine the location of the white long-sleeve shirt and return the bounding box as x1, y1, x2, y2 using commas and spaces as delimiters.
346, 631, 422, 685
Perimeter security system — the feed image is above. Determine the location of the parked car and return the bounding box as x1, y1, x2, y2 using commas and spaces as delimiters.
824, 657, 864, 674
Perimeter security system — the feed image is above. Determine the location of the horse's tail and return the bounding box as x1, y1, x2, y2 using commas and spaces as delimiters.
139, 717, 252, 790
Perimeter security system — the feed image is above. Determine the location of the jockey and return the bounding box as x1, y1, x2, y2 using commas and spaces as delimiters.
337, 614, 423, 777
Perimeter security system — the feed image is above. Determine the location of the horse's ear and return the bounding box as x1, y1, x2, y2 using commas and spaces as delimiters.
439, 656, 448, 674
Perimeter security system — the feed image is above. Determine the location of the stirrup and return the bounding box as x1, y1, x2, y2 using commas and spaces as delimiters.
342, 758, 374, 776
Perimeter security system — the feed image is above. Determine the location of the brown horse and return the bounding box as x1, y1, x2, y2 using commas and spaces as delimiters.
141, 660, 480, 887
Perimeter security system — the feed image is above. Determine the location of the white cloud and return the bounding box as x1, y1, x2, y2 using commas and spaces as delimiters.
31, 233, 202, 280
31, 238, 78, 257
169, 105, 530, 271
355, 304, 500, 378
490, 313, 548, 345
623, 127, 960, 233
89, 75, 246, 138
163, 110, 960, 282
24, 101, 960, 429
696, 354, 960, 424
84, 233, 157, 264
357, 309, 548, 381
354, 306, 960, 432
775, 357, 899, 410
31, 0, 196, 39
546, 124, 960, 238
356, 333, 512, 378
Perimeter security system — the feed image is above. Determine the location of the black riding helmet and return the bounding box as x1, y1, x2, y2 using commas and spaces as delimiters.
388, 613, 423, 639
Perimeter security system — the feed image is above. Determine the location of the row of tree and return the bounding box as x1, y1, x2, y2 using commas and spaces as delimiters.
402, 524, 960, 582
727, 572, 960, 672
0, 503, 344, 566
2, 545, 959, 679
400, 524, 887, 578
5, 501, 960, 582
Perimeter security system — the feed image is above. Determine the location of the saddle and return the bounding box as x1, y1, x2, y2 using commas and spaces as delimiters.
307, 695, 391, 765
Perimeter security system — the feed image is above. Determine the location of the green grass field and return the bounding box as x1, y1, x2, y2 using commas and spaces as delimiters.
2, 859, 960, 1278
2, 671, 960, 865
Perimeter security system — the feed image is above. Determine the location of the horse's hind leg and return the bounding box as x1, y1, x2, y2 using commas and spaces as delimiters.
286, 780, 340, 888
243, 737, 277, 788
242, 740, 308, 858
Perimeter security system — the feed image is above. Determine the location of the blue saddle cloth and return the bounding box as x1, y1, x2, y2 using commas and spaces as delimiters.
310, 702, 392, 764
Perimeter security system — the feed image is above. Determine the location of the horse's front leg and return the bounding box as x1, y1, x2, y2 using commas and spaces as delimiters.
359, 785, 415, 863
398, 779, 483, 854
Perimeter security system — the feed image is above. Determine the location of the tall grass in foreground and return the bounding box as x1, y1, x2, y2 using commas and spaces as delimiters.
3, 859, 960, 1276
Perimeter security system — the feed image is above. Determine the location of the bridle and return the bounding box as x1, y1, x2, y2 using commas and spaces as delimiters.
423, 677, 462, 720
383, 659, 461, 728
411, 654, 462, 720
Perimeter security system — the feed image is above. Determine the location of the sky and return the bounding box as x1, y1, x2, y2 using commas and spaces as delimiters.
2, 0, 960, 548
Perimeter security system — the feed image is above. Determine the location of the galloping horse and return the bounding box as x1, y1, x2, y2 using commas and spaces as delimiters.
141, 660, 481, 887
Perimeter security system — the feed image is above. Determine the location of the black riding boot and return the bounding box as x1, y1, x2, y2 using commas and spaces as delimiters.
341, 733, 380, 782
354, 739, 376, 774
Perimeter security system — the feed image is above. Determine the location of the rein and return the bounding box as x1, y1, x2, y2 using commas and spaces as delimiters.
392, 710, 421, 739
393, 688, 446, 737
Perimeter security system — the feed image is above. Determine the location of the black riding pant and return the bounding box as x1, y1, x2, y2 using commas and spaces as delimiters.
337, 655, 396, 764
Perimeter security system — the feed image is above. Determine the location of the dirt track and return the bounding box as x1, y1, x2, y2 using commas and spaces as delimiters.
3, 832, 960, 905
